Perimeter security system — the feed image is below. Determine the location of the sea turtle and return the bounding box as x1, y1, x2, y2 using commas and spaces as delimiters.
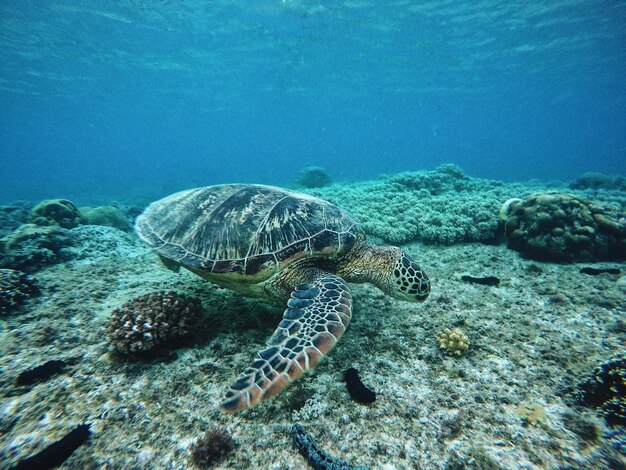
135, 184, 430, 412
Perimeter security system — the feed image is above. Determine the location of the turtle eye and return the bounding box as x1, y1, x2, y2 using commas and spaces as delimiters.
393, 253, 430, 302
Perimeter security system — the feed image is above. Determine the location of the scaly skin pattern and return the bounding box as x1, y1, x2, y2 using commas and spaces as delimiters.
221, 274, 352, 412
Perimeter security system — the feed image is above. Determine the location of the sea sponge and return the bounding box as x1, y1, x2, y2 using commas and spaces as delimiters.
107, 291, 203, 355
28, 199, 80, 229
436, 327, 470, 356
501, 192, 626, 262
79, 205, 130, 231
294, 166, 332, 188
0, 268, 39, 314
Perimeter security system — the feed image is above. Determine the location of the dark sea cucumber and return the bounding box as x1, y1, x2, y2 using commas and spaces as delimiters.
579, 267, 621, 276
16, 360, 66, 386
12, 423, 91, 470
290, 423, 369, 470
343, 368, 376, 405
460, 275, 500, 286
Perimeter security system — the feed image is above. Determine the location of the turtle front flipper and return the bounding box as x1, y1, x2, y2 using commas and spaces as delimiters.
220, 274, 352, 413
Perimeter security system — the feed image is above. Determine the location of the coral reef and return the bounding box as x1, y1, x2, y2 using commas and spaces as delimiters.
294, 166, 332, 188
501, 192, 626, 262
344, 368, 376, 405
570, 172, 626, 190
0, 201, 31, 239
0, 268, 39, 314
27, 199, 81, 229
436, 327, 470, 356
0, 224, 72, 271
575, 353, 626, 426
306, 165, 525, 245
79, 205, 130, 231
190, 429, 235, 468
107, 291, 204, 355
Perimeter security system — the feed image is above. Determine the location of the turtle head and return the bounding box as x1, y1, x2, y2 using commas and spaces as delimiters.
338, 243, 430, 303
388, 249, 430, 302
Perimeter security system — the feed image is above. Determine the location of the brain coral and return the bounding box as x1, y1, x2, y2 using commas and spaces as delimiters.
28, 199, 80, 229
108, 291, 203, 355
0, 268, 38, 314
501, 193, 626, 262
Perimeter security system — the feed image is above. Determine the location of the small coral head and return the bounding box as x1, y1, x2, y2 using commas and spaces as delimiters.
391, 250, 430, 302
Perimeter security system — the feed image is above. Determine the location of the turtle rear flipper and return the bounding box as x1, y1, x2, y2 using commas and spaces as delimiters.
158, 254, 180, 272
220, 275, 352, 412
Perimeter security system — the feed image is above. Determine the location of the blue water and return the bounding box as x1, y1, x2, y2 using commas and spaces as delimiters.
1, 1, 625, 204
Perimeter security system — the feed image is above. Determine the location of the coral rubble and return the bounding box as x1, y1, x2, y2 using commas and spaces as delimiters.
107, 291, 204, 355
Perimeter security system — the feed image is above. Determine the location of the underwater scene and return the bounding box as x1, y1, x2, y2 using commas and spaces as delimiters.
1, 1, 626, 469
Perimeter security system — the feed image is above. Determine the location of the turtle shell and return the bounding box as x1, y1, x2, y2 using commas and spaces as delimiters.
135, 184, 361, 276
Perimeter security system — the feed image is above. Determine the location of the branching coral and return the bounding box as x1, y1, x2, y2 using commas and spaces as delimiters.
436, 328, 470, 356
307, 165, 520, 245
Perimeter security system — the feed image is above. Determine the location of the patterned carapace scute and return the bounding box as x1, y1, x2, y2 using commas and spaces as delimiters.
135, 185, 360, 275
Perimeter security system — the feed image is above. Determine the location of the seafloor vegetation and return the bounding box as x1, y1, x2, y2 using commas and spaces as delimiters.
1, 166, 625, 469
